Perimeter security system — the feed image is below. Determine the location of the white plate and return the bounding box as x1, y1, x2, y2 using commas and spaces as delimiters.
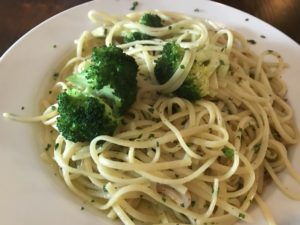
0, 0, 299, 224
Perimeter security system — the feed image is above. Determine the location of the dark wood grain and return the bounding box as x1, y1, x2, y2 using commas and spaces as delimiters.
0, 0, 91, 56
214, 0, 300, 44
0, 0, 299, 56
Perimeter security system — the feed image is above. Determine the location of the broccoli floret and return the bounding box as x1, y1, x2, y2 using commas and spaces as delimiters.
123, 32, 153, 43
123, 13, 163, 43
175, 65, 210, 101
173, 76, 201, 101
56, 89, 120, 142
154, 42, 211, 101
139, 13, 163, 27
67, 45, 138, 115
154, 42, 185, 84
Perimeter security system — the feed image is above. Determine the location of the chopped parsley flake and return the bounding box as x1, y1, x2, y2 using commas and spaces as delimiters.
45, 144, 51, 151
148, 133, 155, 139
54, 143, 59, 150
130, 1, 138, 10
239, 213, 245, 219
148, 107, 154, 113
51, 105, 56, 111
191, 200, 196, 207
253, 143, 261, 153
222, 147, 234, 160
202, 59, 210, 66
247, 39, 256, 45
156, 141, 160, 147
21, 106, 25, 110
53, 73, 59, 80
180, 64, 185, 69
103, 184, 108, 193
168, 26, 172, 30
81, 206, 85, 210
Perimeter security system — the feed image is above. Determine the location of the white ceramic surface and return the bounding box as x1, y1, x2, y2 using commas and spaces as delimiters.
0, 0, 299, 224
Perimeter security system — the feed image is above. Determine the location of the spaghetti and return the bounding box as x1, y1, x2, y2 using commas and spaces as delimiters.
3, 10, 300, 225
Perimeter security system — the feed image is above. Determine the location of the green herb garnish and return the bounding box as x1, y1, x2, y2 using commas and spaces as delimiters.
130, 1, 138, 10
191, 200, 196, 207
247, 39, 256, 45
222, 147, 234, 160
45, 144, 51, 151
53, 73, 59, 80
148, 107, 154, 113
103, 184, 108, 193
239, 213, 245, 219
148, 133, 155, 139
253, 143, 261, 153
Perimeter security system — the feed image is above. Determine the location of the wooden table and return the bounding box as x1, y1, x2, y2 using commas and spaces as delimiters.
1, 0, 299, 56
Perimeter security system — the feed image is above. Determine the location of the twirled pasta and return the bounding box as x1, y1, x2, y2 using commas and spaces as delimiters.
4, 10, 299, 225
